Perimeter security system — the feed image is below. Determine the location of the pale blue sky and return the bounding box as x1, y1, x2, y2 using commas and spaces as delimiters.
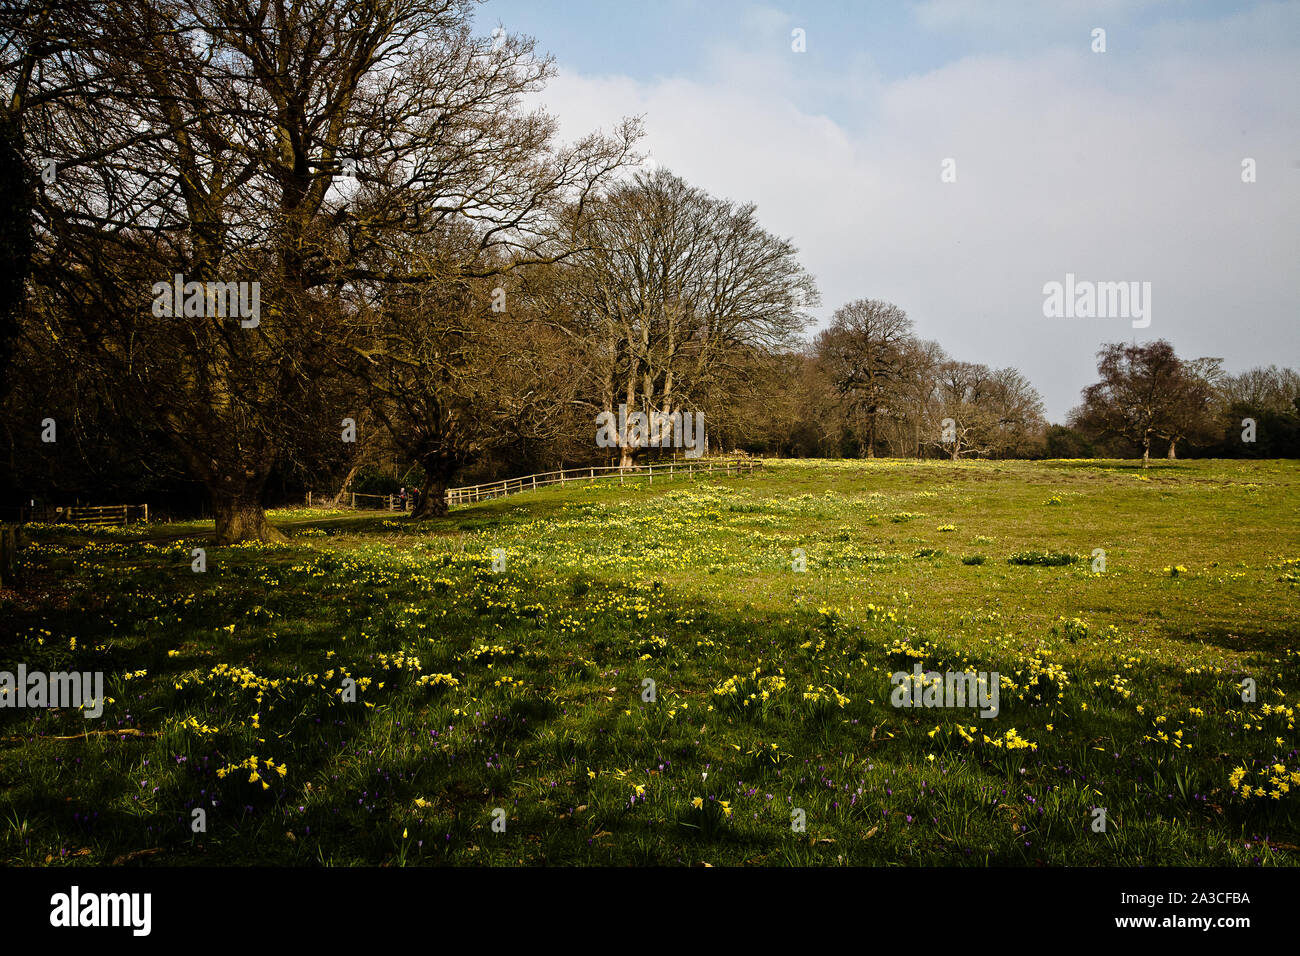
479, 1, 1299, 421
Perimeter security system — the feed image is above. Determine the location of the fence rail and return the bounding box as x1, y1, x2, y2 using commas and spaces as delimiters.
445, 458, 761, 507
350, 492, 410, 511
23, 504, 149, 527
305, 459, 763, 513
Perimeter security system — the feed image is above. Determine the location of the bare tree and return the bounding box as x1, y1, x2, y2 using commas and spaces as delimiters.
555, 168, 818, 467
1157, 356, 1222, 458
9, 0, 637, 540
814, 299, 915, 458
928, 360, 999, 460
985, 366, 1048, 458
1070, 340, 1198, 468
1218, 365, 1300, 413
884, 336, 947, 458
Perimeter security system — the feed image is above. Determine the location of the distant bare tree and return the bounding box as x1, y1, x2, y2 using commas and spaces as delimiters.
985, 366, 1048, 457
814, 299, 915, 458
1218, 365, 1300, 413
888, 337, 947, 457
1157, 356, 1222, 458
555, 168, 818, 467
927, 361, 998, 460
1070, 340, 1202, 468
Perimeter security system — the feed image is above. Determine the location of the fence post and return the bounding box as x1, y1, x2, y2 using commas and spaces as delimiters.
143, 503, 149, 523
351, 492, 356, 509
0, 524, 16, 587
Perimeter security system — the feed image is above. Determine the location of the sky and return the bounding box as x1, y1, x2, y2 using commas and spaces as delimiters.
481, 0, 1298, 422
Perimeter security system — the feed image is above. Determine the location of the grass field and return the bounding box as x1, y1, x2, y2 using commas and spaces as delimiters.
1, 458, 1297, 866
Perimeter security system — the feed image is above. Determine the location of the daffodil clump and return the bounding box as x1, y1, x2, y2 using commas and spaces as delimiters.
1228, 763, 1299, 801
173, 715, 220, 736
710, 664, 788, 715
999, 653, 1070, 706
887, 638, 932, 662
215, 755, 288, 790
801, 684, 851, 715
460, 643, 515, 666
1141, 713, 1192, 749
414, 673, 459, 690
1052, 616, 1089, 642
861, 603, 900, 624
982, 728, 1037, 751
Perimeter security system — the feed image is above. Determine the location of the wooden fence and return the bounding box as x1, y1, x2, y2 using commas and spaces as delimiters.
0, 523, 19, 587
306, 459, 762, 512
299, 492, 410, 512
303, 459, 762, 513
445, 458, 761, 507
26, 504, 149, 527
349, 492, 410, 512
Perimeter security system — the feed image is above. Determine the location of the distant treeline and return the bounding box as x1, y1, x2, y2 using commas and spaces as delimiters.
0, 3, 1293, 539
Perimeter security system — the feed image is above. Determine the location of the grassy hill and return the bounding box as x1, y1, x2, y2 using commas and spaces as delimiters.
1, 458, 1297, 865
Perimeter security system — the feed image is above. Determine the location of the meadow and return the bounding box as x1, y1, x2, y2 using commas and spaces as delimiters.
1, 458, 1297, 866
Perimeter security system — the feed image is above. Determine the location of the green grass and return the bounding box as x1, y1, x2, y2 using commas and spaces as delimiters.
1, 458, 1297, 866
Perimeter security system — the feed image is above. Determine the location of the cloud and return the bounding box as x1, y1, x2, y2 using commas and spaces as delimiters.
532, 3, 1299, 420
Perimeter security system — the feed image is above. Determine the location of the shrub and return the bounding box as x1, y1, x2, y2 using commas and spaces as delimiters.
1007, 550, 1078, 567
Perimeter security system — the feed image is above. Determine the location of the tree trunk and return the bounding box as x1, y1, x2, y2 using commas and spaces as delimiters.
412, 474, 449, 518
1142, 435, 1150, 469
211, 487, 285, 545
619, 446, 637, 469
1167, 440, 1177, 459
330, 460, 364, 506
